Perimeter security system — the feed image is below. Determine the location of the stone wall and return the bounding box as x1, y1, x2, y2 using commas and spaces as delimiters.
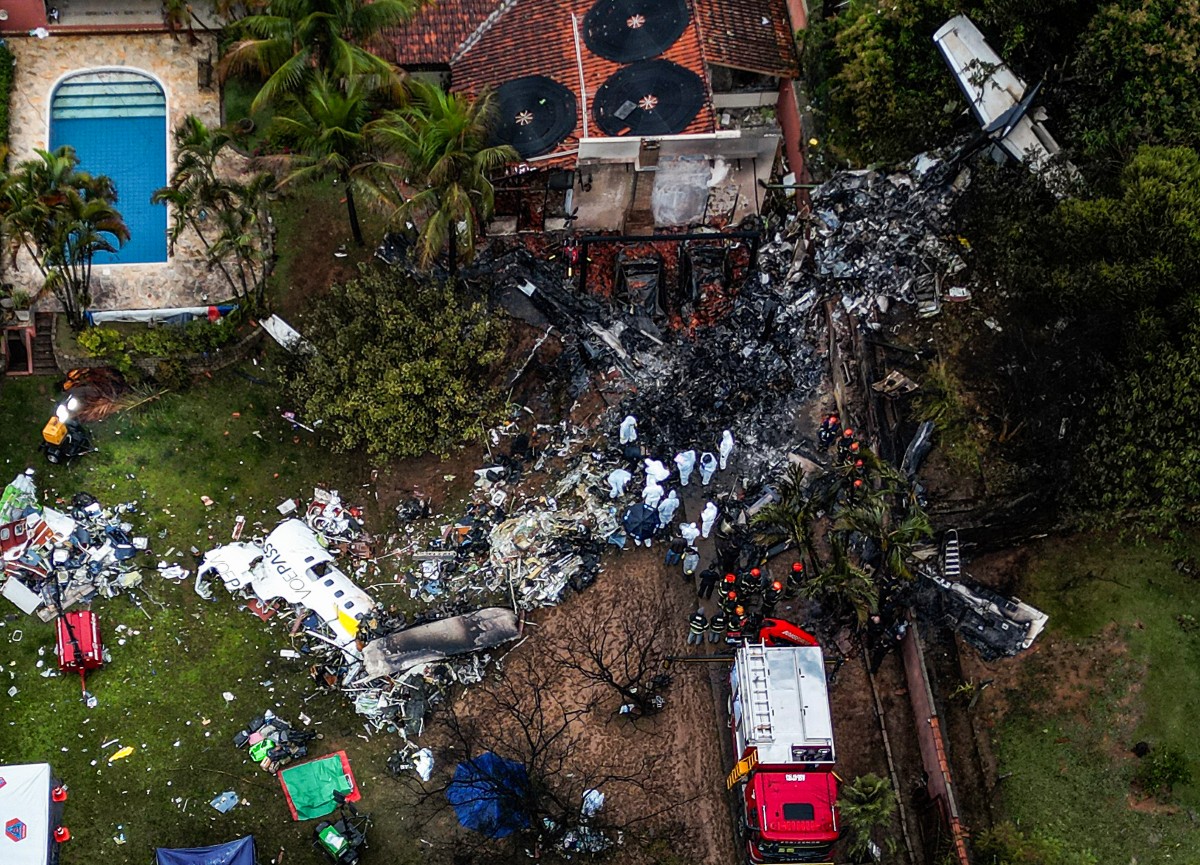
4, 31, 232, 311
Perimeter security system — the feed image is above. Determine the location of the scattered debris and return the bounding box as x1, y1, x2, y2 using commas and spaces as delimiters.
0, 472, 164, 619
232, 709, 321, 774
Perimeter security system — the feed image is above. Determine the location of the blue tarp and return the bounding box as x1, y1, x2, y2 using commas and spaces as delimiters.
155, 836, 256, 865
446, 752, 531, 839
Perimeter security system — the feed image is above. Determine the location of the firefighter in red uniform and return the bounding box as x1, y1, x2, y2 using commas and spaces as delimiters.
762, 580, 784, 616
818, 413, 841, 449
726, 605, 746, 644
837, 428, 856, 462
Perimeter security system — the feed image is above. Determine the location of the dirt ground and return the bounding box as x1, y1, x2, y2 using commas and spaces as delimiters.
492, 543, 739, 864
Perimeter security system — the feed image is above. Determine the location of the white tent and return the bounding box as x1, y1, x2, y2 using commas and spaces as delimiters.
0, 762, 62, 865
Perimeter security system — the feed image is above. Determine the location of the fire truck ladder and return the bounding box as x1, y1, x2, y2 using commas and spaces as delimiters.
744, 643, 774, 737
727, 645, 773, 788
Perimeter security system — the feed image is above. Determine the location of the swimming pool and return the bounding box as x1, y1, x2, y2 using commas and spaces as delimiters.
49, 70, 168, 264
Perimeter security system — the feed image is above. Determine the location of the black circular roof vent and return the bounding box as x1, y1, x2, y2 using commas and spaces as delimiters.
583, 0, 690, 63
491, 75, 578, 159
593, 59, 705, 137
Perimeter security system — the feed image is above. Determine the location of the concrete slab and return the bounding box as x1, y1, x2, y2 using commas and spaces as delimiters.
573, 163, 633, 232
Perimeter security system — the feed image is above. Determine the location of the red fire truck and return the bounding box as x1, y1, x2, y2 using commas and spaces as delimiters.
727, 643, 839, 864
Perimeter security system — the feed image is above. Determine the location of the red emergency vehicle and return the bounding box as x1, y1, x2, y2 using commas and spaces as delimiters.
727, 643, 839, 863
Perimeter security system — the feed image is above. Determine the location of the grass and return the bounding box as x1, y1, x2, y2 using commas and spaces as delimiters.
0, 368, 422, 863
992, 533, 1200, 863
267, 178, 384, 318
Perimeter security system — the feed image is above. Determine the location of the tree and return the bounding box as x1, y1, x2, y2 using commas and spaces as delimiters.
272, 74, 390, 245
549, 593, 676, 716
834, 496, 932, 581
1071, 0, 1200, 160
1014, 146, 1200, 532
370, 81, 517, 272
751, 463, 838, 574
218, 0, 416, 111
802, 535, 878, 625
280, 264, 507, 461
837, 774, 897, 862
414, 653, 685, 860
153, 115, 274, 309
0, 147, 129, 332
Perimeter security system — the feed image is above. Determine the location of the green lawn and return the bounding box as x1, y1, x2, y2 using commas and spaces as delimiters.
0, 370, 420, 863
993, 534, 1200, 863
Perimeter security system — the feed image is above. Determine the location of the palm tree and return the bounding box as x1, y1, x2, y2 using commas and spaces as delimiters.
219, 0, 418, 111
751, 463, 840, 574
272, 74, 394, 246
369, 81, 517, 272
834, 496, 932, 581
802, 535, 877, 625
153, 116, 274, 307
838, 774, 897, 862
1, 147, 129, 331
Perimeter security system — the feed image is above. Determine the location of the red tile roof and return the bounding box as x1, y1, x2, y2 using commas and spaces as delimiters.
692, 0, 798, 77
451, 0, 716, 161
373, 0, 500, 67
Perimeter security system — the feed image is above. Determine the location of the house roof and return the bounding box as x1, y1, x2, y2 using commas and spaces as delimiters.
451, 0, 716, 162
372, 0, 499, 67
692, 0, 799, 77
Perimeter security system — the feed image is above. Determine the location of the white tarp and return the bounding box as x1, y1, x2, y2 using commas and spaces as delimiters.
0, 762, 55, 865
202, 520, 375, 645
1, 577, 43, 614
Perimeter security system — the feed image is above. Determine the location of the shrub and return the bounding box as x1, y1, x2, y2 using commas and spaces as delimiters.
975, 822, 1097, 865
281, 265, 508, 461
837, 773, 897, 860
1136, 746, 1192, 797
76, 327, 133, 375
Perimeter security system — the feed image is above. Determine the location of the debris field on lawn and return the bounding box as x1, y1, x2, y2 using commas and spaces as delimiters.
0, 470, 182, 621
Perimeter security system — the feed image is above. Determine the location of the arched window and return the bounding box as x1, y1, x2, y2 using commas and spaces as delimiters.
49, 70, 168, 264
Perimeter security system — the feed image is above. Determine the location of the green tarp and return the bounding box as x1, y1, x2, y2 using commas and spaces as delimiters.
278, 751, 358, 821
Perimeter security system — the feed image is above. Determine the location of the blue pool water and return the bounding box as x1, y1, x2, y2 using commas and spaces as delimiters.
49, 71, 168, 264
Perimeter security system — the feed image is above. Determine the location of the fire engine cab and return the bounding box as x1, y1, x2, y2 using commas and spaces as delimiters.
727, 643, 839, 864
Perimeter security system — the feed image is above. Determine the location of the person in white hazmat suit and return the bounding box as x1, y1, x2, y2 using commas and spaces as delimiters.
674, 450, 696, 486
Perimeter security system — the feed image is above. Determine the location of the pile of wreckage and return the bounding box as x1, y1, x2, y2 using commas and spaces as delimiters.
916, 529, 1049, 660
0, 470, 166, 620
462, 154, 972, 486
810, 155, 971, 318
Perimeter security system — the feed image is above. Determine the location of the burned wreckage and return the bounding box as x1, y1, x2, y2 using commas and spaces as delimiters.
202, 154, 1046, 739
